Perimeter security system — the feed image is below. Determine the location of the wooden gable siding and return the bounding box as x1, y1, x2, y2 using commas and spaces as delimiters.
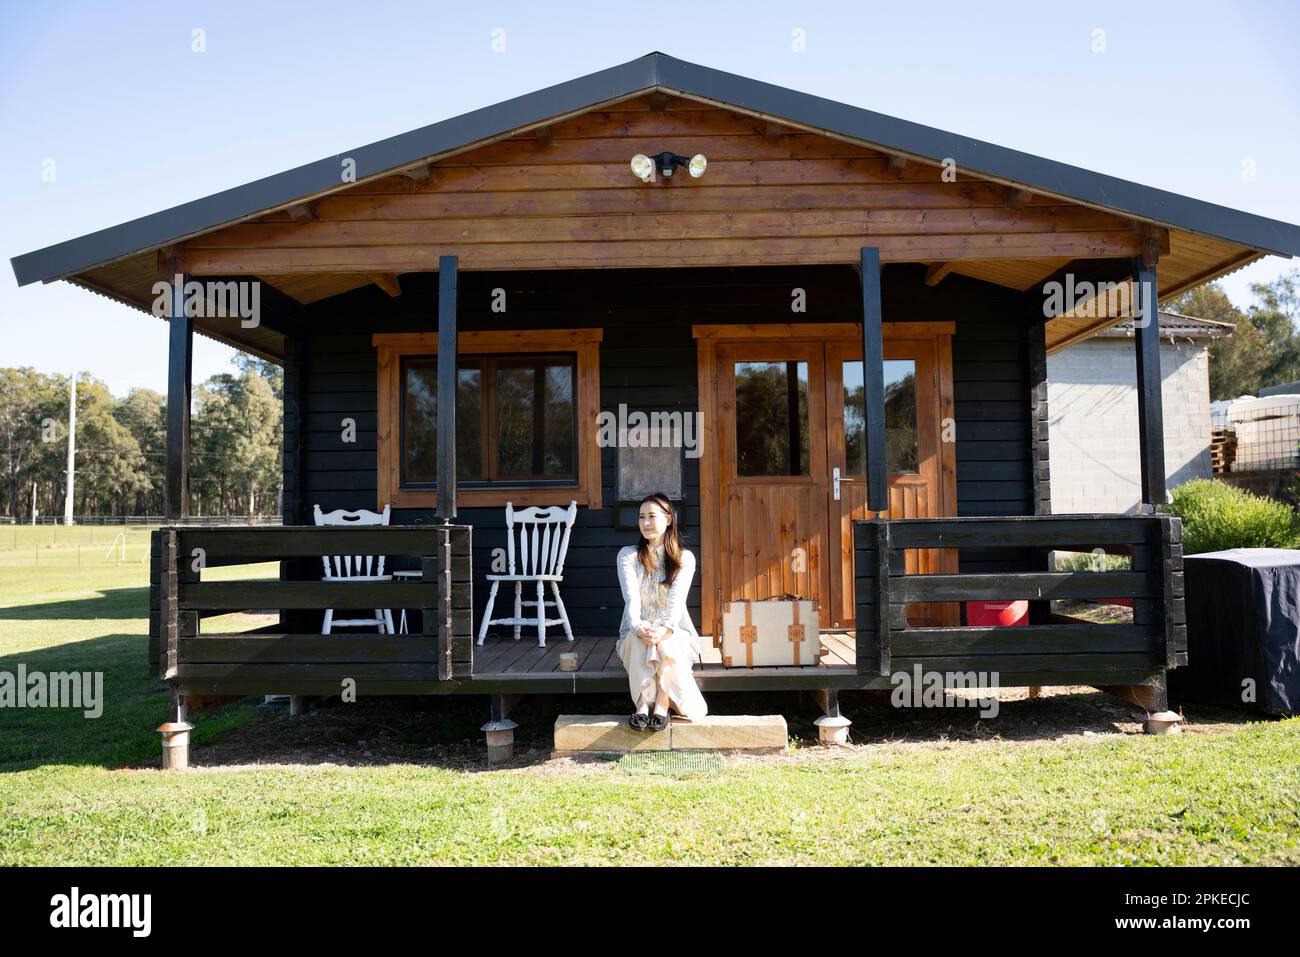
285, 265, 1036, 634
182, 95, 1145, 285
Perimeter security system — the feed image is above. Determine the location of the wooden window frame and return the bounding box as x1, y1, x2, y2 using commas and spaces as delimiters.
375, 329, 603, 509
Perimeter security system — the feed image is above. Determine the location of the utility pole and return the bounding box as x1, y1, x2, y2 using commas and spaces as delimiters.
65, 372, 76, 526
31, 480, 37, 525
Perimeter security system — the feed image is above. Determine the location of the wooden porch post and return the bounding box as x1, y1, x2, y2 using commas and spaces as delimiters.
859, 247, 887, 512
436, 255, 458, 522
164, 262, 192, 522
1133, 245, 1167, 507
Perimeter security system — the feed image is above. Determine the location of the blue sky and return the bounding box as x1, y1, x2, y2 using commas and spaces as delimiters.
3, 0, 1298, 396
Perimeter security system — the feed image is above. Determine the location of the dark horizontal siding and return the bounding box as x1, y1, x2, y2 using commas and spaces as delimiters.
954, 319, 1033, 573
301, 328, 378, 513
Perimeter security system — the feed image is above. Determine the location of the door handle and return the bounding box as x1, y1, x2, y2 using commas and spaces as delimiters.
833, 466, 854, 501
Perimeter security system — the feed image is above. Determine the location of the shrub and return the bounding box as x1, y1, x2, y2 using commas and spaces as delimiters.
1054, 551, 1131, 572
1164, 479, 1300, 554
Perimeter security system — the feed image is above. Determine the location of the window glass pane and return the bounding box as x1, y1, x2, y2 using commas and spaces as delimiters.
843, 359, 918, 475
403, 363, 438, 484
457, 368, 482, 478
401, 360, 482, 484
734, 360, 810, 476
495, 357, 576, 480
543, 364, 575, 475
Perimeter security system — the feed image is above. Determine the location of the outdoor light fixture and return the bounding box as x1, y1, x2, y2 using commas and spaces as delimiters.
630, 151, 707, 182
630, 153, 655, 182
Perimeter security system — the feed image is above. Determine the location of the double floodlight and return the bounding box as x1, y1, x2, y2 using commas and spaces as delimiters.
630, 152, 707, 183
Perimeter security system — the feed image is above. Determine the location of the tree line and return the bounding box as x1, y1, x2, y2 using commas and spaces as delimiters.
1168, 270, 1300, 400
0, 356, 282, 520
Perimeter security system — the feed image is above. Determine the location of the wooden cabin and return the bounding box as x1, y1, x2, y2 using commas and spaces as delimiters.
12, 53, 1300, 761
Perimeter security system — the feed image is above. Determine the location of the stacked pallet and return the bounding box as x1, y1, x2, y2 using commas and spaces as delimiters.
1211, 428, 1237, 474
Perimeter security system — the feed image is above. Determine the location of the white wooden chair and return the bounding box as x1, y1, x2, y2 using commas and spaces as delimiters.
477, 500, 577, 648
313, 503, 395, 635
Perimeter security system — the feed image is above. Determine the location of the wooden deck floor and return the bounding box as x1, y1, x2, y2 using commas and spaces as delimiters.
473, 632, 858, 676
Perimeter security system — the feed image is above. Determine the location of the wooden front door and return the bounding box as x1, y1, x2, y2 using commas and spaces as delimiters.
716, 340, 833, 625
699, 324, 956, 636
825, 336, 959, 628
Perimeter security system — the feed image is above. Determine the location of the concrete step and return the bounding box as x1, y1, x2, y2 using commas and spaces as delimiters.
553, 714, 788, 755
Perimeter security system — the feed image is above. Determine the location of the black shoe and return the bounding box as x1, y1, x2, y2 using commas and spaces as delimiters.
648, 711, 669, 732
629, 711, 650, 731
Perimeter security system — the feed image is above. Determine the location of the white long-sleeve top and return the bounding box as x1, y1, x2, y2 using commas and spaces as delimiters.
615, 544, 702, 659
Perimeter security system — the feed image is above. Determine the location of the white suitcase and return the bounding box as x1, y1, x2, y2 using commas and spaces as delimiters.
720, 599, 821, 668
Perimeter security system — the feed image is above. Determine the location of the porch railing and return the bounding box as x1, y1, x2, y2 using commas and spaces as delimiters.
149, 525, 473, 691
853, 515, 1186, 682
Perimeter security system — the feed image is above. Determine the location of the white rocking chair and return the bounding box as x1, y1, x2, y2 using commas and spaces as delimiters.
313, 503, 395, 635
477, 500, 577, 648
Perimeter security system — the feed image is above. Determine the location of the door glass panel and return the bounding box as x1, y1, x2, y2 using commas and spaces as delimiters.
843, 359, 918, 474
734, 360, 810, 476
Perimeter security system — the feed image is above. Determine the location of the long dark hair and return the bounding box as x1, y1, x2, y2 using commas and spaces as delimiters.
635, 493, 684, 585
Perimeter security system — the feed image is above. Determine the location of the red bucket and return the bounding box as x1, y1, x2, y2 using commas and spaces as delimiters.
966, 600, 1028, 627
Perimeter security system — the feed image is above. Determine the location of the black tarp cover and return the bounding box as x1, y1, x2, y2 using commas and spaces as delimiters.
1169, 548, 1300, 716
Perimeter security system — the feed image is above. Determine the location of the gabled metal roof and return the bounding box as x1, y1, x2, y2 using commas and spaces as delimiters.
1097, 311, 1236, 340
11, 51, 1300, 287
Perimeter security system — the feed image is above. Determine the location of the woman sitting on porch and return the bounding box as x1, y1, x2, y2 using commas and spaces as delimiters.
616, 493, 708, 732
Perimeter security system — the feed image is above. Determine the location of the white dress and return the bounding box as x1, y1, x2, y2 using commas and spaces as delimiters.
615, 544, 708, 721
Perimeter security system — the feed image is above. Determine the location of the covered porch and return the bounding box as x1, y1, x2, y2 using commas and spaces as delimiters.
153, 513, 1182, 744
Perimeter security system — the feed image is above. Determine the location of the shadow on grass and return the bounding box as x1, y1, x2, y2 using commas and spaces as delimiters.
186, 682, 1273, 774
0, 585, 151, 621
0, 633, 256, 773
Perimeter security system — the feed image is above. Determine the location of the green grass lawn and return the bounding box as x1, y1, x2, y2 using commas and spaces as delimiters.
1, 525, 1298, 865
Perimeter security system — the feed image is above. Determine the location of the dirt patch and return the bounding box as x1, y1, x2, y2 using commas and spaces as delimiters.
1054, 600, 1134, 624
183, 685, 1271, 776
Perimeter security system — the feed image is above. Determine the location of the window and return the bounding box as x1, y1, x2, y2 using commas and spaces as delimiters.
375, 330, 602, 508
400, 355, 575, 484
